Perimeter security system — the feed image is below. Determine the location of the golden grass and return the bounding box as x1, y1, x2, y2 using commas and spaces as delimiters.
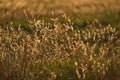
0, 15, 120, 80
0, 0, 120, 18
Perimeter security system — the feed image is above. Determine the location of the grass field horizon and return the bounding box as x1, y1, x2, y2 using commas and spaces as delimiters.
0, 0, 120, 80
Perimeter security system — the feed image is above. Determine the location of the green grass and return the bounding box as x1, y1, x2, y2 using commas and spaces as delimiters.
1, 11, 120, 30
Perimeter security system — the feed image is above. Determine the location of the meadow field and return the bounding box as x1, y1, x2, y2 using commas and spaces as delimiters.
0, 0, 120, 80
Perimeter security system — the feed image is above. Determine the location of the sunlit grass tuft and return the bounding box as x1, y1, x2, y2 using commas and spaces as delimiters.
0, 15, 120, 80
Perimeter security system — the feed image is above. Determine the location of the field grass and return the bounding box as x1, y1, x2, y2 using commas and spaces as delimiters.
0, 0, 120, 18
0, 0, 120, 80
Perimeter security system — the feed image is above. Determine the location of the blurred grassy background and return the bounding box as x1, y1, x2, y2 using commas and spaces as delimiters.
0, 0, 120, 17
0, 0, 120, 27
